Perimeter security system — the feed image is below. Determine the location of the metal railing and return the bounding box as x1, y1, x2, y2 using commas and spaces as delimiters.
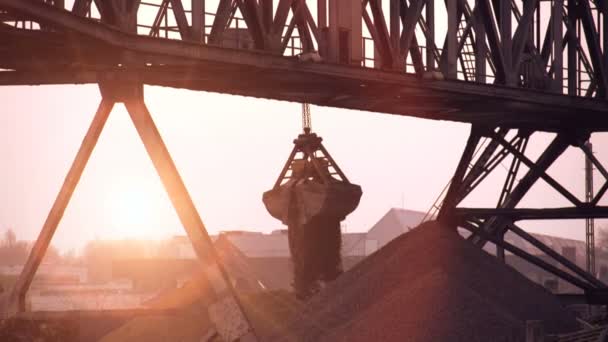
0, 0, 600, 97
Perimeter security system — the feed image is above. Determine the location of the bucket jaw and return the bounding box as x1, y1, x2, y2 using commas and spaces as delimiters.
263, 132, 362, 299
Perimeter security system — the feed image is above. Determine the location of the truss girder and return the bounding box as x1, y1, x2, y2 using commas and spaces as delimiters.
440, 124, 608, 303
0, 0, 606, 99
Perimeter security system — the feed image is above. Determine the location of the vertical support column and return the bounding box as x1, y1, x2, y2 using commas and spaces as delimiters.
318, 0, 327, 28
585, 141, 595, 275
446, 0, 458, 78
327, 0, 362, 65
553, 0, 564, 92
496, 231, 506, 263
0, 100, 114, 317
390, 0, 400, 52
568, 0, 578, 95
602, 0, 608, 72
124, 98, 257, 342
316, 0, 328, 59
426, 0, 435, 70
327, 0, 339, 63
192, 0, 205, 43
261, 0, 273, 32
500, 0, 513, 84
474, 0, 486, 82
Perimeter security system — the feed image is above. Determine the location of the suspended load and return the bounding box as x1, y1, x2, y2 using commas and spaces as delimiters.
263, 104, 362, 299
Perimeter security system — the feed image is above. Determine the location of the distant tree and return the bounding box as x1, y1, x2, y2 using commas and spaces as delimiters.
0, 229, 62, 266
0, 229, 28, 266
3, 229, 16, 247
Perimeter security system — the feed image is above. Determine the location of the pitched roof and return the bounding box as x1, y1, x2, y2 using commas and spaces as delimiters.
366, 208, 431, 247
368, 208, 430, 234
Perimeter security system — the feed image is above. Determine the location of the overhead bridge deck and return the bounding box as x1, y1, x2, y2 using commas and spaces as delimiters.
0, 0, 607, 131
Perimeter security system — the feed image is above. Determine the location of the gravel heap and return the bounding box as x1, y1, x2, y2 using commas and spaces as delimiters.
275, 220, 579, 342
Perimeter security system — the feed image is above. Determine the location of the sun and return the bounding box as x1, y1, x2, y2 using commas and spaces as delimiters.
113, 190, 149, 228
106, 178, 162, 239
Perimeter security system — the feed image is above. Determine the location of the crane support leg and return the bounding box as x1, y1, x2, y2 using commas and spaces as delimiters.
437, 125, 608, 304
0, 100, 114, 317
0, 78, 257, 342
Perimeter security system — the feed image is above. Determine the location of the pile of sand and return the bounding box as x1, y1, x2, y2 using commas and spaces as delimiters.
274, 220, 579, 342
99, 312, 212, 342
99, 289, 300, 342
99, 220, 581, 342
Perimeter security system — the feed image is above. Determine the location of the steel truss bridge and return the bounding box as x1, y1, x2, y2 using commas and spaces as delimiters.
1, 0, 608, 340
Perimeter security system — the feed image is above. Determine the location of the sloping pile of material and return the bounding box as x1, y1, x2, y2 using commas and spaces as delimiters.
143, 236, 265, 310
101, 289, 301, 342
99, 312, 212, 342
142, 271, 214, 310
102, 238, 294, 342
214, 235, 267, 293
275, 220, 579, 342
239, 291, 302, 340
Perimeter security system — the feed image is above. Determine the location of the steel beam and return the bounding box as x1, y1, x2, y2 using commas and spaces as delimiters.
446, 0, 457, 78
567, 0, 578, 95
500, 0, 513, 85
456, 131, 522, 203
390, 0, 400, 53
512, 0, 539, 74
425, 0, 435, 70
473, 0, 486, 81
438, 127, 481, 222
487, 130, 583, 207
497, 219, 602, 288
169, 0, 193, 41
368, 0, 395, 69
477, 0, 507, 83
552, 0, 564, 92
124, 96, 257, 342
208, 0, 234, 45
191, 0, 205, 42
456, 206, 608, 220
0, 100, 114, 316
2, 0, 608, 128
470, 132, 572, 247
580, 0, 608, 98
461, 221, 594, 290
497, 135, 528, 207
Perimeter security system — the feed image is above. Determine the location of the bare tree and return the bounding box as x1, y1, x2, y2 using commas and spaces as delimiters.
3, 228, 16, 247
0, 229, 27, 266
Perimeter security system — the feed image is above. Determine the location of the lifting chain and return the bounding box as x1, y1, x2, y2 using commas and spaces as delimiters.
302, 103, 312, 134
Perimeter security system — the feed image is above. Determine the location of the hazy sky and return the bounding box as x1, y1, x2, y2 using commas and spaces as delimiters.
0, 0, 605, 253
0, 84, 606, 253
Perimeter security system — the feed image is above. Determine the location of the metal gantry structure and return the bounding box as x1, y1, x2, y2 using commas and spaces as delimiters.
1, 0, 608, 329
